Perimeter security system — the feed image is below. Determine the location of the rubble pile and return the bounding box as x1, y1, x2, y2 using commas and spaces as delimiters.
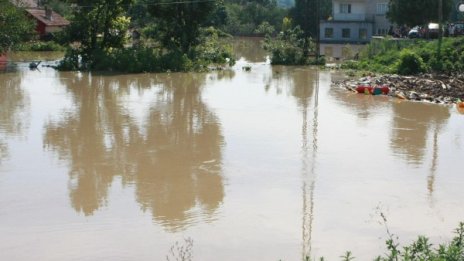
333, 74, 464, 104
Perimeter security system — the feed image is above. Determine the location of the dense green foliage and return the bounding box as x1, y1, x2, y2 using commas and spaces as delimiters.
64, 0, 133, 69
0, 0, 35, 54
218, 0, 287, 36
396, 50, 428, 75
387, 0, 453, 27
58, 0, 235, 72
57, 0, 326, 71
290, 0, 331, 38
263, 26, 323, 65
59, 27, 234, 72
342, 37, 464, 75
148, 0, 215, 54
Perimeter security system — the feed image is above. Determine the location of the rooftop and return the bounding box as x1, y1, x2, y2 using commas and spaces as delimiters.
25, 8, 70, 27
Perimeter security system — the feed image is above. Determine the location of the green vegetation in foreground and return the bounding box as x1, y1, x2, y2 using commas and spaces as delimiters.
284, 222, 464, 261
342, 37, 464, 75
387, 0, 452, 27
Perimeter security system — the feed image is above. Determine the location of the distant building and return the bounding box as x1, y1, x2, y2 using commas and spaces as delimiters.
25, 7, 70, 38
9, 0, 70, 38
319, 0, 392, 44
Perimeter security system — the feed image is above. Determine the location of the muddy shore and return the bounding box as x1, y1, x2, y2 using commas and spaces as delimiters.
333, 74, 464, 104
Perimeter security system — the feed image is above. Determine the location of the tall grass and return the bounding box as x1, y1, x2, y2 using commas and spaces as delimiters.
342, 37, 464, 75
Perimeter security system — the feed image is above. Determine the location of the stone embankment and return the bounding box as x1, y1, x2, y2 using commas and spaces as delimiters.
333, 74, 464, 104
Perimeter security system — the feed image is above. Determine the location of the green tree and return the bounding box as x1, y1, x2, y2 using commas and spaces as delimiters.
263, 26, 322, 65
65, 0, 133, 67
213, 0, 286, 36
387, 0, 453, 27
0, 0, 34, 54
148, 0, 216, 55
290, 0, 331, 38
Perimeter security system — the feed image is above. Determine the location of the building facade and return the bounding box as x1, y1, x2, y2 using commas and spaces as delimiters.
320, 0, 392, 44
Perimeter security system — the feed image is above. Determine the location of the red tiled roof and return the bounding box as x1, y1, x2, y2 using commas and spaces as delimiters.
25, 8, 70, 27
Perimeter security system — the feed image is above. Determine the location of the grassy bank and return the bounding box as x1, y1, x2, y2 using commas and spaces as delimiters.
14, 41, 65, 52
342, 37, 464, 75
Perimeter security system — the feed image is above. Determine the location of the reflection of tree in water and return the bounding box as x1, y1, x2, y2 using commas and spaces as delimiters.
264, 66, 316, 107
44, 72, 224, 231
390, 101, 450, 164
127, 74, 224, 231
0, 72, 30, 163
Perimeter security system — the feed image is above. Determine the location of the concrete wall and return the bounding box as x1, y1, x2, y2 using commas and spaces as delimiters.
320, 21, 373, 43
320, 43, 366, 60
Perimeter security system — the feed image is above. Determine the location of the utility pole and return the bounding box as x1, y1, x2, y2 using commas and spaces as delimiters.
316, 0, 320, 61
438, 0, 443, 58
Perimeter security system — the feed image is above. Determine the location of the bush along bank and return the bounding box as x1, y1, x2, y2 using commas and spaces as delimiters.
342, 37, 464, 75
294, 222, 464, 261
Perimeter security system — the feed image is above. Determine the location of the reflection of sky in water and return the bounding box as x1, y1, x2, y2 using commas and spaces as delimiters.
122, 86, 159, 138
0, 51, 464, 261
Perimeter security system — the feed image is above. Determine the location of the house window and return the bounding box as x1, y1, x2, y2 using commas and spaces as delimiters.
325, 28, 334, 38
340, 3, 351, 14
359, 28, 367, 40
342, 28, 351, 38
377, 28, 387, 35
376, 3, 388, 14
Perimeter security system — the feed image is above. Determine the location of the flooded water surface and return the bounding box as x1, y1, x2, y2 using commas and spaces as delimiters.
1, 40, 464, 261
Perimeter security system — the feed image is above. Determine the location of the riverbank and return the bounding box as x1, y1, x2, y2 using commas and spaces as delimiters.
333, 73, 464, 104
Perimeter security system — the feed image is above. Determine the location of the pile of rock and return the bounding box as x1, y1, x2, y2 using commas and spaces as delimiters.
333, 74, 464, 104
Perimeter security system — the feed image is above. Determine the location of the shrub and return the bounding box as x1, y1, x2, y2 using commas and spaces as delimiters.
263, 26, 322, 65
396, 50, 428, 75
57, 29, 234, 73
344, 37, 464, 75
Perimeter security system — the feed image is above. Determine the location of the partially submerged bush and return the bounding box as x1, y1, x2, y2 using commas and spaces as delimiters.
57, 27, 234, 73
263, 26, 324, 65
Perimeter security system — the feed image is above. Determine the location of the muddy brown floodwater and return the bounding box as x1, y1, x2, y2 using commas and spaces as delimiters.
1, 38, 464, 261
